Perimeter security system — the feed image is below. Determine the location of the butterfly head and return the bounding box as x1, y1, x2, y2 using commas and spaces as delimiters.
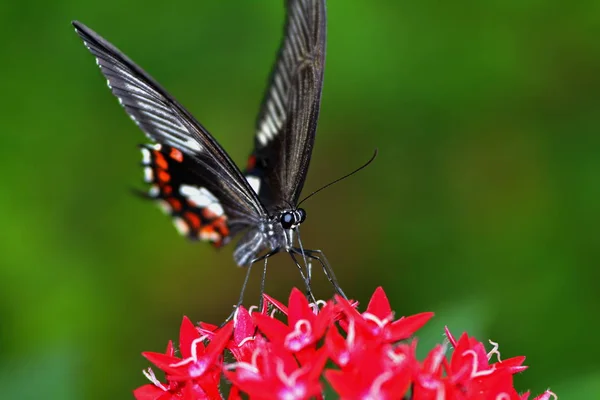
279, 208, 306, 230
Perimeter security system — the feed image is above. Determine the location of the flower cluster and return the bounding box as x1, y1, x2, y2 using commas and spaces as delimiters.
134, 287, 556, 400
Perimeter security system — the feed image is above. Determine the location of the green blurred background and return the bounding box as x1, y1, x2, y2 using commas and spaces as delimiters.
1, 0, 599, 398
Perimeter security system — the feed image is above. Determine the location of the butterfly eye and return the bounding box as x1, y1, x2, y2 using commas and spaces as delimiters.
297, 208, 306, 223
280, 212, 295, 229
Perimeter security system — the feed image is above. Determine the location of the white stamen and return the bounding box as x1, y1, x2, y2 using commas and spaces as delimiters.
462, 349, 496, 378
142, 368, 167, 391
487, 340, 501, 362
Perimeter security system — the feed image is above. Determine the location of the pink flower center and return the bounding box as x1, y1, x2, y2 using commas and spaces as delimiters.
362, 312, 391, 336
276, 359, 309, 399
284, 320, 313, 352
188, 358, 209, 378
338, 350, 350, 366
279, 385, 307, 400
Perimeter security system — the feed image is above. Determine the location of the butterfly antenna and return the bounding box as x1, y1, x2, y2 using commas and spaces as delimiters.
297, 148, 378, 207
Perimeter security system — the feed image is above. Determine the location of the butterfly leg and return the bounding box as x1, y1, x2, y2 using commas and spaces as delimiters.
258, 254, 268, 313
223, 248, 280, 324
291, 248, 348, 300
222, 263, 254, 325
288, 251, 317, 304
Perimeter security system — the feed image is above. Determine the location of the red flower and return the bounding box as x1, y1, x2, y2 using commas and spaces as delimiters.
134, 317, 233, 400
325, 341, 415, 399
411, 328, 532, 400
254, 288, 333, 358
134, 287, 555, 400
224, 336, 327, 400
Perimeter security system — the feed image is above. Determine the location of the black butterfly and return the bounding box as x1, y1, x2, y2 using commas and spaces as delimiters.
72, 0, 354, 304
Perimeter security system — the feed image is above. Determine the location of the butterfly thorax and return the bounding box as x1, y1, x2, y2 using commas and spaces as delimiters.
232, 208, 306, 266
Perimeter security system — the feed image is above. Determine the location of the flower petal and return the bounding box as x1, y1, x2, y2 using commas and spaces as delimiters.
253, 312, 290, 343
179, 316, 201, 359
262, 293, 288, 315
387, 312, 434, 341
233, 306, 255, 345
142, 351, 182, 373
366, 286, 393, 320
288, 287, 312, 324
133, 384, 166, 400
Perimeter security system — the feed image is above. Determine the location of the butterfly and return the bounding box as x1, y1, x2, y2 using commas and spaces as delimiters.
72, 0, 358, 304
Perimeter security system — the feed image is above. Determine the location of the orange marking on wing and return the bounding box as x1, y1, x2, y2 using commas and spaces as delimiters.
162, 185, 173, 195
170, 148, 184, 162
200, 225, 221, 243
153, 151, 168, 170
184, 212, 201, 231
201, 226, 215, 235
167, 198, 182, 212
157, 170, 170, 183
213, 216, 230, 236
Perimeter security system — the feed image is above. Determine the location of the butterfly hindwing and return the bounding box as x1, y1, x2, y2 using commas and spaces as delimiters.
249, 0, 327, 211
139, 143, 233, 246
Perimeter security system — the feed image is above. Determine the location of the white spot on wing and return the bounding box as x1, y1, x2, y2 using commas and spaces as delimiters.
199, 230, 220, 242
157, 200, 171, 214
184, 137, 202, 153
179, 185, 224, 216
266, 115, 278, 135
148, 185, 160, 197
267, 102, 282, 128
207, 203, 224, 217
246, 175, 261, 195
173, 218, 189, 235
144, 167, 154, 182
141, 148, 151, 164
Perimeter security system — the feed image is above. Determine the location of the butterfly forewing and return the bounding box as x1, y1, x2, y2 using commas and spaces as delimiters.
249, 0, 327, 211
72, 21, 267, 240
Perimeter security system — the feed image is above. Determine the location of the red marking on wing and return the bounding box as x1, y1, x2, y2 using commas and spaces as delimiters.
213, 216, 230, 236
153, 151, 169, 170
246, 155, 256, 170
167, 198, 182, 212
170, 148, 184, 162
163, 185, 173, 195
157, 170, 171, 183
184, 211, 201, 230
